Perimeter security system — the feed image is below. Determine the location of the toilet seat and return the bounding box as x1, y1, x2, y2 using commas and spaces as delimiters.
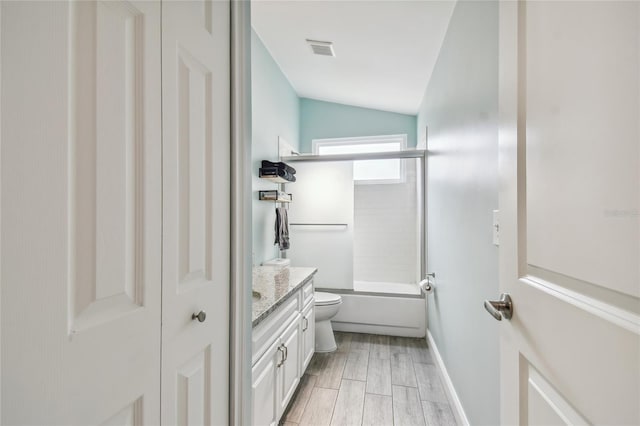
314, 291, 342, 306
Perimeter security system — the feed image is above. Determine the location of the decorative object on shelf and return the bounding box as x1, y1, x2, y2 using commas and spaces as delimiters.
259, 190, 292, 203
259, 160, 297, 183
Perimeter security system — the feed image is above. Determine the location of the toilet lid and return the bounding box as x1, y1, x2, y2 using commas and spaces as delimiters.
315, 292, 342, 306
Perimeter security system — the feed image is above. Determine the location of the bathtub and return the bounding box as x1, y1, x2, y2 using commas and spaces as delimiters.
353, 280, 421, 296
318, 280, 426, 338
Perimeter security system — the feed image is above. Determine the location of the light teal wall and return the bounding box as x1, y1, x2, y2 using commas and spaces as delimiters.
299, 98, 417, 153
251, 29, 300, 265
417, 1, 499, 425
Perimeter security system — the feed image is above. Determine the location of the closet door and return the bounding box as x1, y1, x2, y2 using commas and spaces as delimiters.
161, 1, 231, 425
1, 1, 162, 424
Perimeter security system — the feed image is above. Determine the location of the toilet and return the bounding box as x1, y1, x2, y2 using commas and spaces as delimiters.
314, 292, 342, 352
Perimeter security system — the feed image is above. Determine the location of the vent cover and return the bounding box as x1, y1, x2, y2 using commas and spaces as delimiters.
306, 39, 335, 57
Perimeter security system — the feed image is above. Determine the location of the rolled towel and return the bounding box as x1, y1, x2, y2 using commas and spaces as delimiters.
259, 167, 296, 182
261, 160, 296, 175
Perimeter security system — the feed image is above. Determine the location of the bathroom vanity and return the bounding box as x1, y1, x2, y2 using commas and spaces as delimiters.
251, 266, 317, 425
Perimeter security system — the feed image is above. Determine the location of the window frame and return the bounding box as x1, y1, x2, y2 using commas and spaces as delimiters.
311, 134, 408, 185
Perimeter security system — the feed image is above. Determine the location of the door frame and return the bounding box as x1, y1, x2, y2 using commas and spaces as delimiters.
0, 3, 3, 420
230, 0, 253, 424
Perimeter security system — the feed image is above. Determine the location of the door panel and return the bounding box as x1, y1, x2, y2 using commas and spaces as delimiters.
301, 302, 315, 372
287, 162, 354, 289
525, 1, 639, 298
278, 316, 301, 417
161, 1, 230, 425
499, 1, 640, 425
1, 1, 161, 424
71, 0, 148, 331
252, 340, 279, 426
176, 347, 212, 425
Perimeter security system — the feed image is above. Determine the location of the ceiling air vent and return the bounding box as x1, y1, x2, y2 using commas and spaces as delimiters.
306, 39, 335, 57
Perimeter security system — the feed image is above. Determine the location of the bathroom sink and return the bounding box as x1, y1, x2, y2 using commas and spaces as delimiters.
252, 290, 262, 302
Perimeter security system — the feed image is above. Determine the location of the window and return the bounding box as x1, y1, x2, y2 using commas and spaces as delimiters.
312, 135, 407, 184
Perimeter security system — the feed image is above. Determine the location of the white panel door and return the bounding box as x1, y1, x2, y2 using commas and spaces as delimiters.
498, 1, 640, 425
1, 1, 161, 424
286, 162, 354, 289
161, 1, 230, 425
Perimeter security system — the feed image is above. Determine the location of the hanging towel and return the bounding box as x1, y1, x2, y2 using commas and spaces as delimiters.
274, 207, 290, 250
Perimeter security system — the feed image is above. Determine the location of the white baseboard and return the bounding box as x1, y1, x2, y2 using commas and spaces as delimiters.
427, 330, 470, 426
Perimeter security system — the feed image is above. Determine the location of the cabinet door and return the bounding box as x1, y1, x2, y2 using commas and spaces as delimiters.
278, 315, 301, 418
252, 339, 280, 426
301, 302, 315, 373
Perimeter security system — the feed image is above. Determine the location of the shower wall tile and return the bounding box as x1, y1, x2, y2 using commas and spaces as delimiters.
353, 159, 420, 284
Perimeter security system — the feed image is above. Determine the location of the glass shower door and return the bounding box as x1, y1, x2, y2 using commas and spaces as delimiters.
284, 161, 354, 290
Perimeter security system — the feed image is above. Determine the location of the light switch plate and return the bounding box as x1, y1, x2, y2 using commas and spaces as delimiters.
492, 210, 500, 246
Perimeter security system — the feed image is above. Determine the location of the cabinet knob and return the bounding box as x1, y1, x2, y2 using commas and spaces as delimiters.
192, 310, 207, 323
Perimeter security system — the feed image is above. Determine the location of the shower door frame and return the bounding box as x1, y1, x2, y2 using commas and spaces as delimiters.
281, 149, 428, 287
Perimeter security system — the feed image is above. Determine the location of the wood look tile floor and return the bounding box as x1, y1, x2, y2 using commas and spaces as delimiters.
281, 332, 458, 426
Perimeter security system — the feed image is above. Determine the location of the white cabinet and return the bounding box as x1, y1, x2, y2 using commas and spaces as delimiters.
278, 317, 301, 416
251, 339, 279, 426
300, 300, 315, 373
251, 311, 300, 426
252, 279, 315, 425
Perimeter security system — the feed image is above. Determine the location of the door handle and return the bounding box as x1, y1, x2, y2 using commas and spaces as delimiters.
283, 344, 288, 361
276, 344, 285, 367
484, 294, 513, 321
302, 316, 309, 331
192, 310, 207, 322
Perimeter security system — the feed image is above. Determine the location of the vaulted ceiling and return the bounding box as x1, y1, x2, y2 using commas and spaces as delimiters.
251, 1, 456, 115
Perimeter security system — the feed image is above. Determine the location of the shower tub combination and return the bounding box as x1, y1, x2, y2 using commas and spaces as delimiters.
283, 147, 429, 338
326, 280, 426, 338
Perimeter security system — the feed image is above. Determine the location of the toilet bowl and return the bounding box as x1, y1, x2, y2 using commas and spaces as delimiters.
314, 292, 342, 352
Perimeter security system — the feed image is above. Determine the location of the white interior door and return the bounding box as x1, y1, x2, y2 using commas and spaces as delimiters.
498, 1, 640, 424
286, 161, 354, 289
1, 1, 162, 424
161, 1, 230, 424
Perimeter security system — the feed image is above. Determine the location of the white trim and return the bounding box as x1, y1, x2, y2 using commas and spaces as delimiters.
521, 275, 640, 335
0, 3, 3, 418
427, 330, 470, 426
230, 0, 252, 424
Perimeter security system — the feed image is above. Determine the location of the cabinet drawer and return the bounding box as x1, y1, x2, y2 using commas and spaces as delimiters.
253, 297, 298, 365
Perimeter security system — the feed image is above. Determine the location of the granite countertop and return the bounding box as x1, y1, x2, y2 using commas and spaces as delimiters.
252, 266, 317, 327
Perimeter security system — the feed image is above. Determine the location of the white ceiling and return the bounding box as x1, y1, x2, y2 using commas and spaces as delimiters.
251, 1, 456, 115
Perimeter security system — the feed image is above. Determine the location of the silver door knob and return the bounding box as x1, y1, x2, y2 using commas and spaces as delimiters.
192, 310, 207, 322
484, 294, 513, 321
